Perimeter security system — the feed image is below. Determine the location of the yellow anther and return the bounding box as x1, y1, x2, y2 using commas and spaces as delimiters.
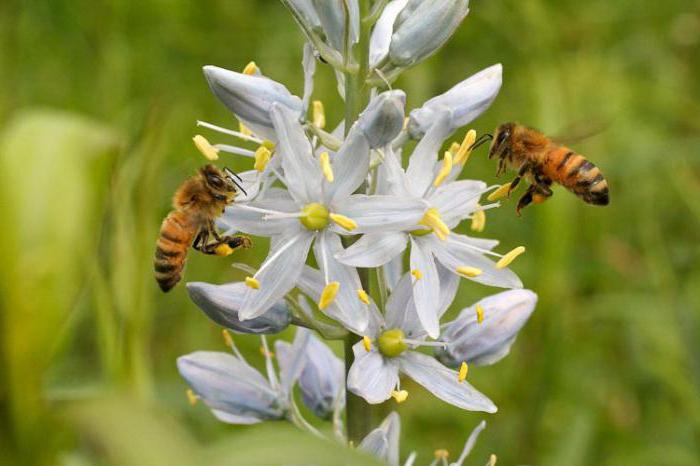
456, 266, 483, 278
391, 390, 409, 403
471, 208, 486, 232
448, 141, 461, 155
214, 243, 234, 256
402, 116, 410, 130
488, 454, 498, 466
254, 146, 272, 172
193, 134, 220, 161
245, 276, 260, 289
458, 361, 469, 382
259, 346, 274, 358
312, 100, 326, 129
418, 207, 450, 241
318, 281, 340, 310
319, 151, 334, 182
222, 329, 234, 348
487, 182, 513, 202
239, 122, 253, 136
357, 289, 370, 304
411, 269, 423, 280
262, 139, 276, 150
496, 246, 526, 269
476, 304, 485, 324
186, 389, 198, 406
433, 151, 453, 187
434, 449, 449, 460
454, 129, 477, 165
330, 213, 357, 231
362, 335, 372, 352
242, 61, 258, 75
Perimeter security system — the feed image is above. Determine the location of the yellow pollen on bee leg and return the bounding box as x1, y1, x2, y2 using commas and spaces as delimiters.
357, 289, 370, 304
496, 246, 526, 269
245, 276, 260, 289
214, 243, 234, 256
319, 151, 334, 182
456, 266, 483, 278
391, 390, 409, 403
186, 389, 198, 406
222, 329, 234, 348
193, 135, 220, 161
454, 129, 477, 165
411, 269, 423, 280
476, 304, 485, 324
433, 151, 453, 187
318, 281, 340, 310
330, 213, 357, 231
242, 61, 258, 75
487, 182, 513, 202
434, 449, 449, 460
254, 146, 272, 172
459, 361, 469, 382
312, 100, 326, 129
471, 208, 486, 232
362, 335, 372, 352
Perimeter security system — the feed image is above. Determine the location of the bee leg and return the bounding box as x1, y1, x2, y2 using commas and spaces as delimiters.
509, 163, 531, 194
200, 235, 252, 255
496, 158, 507, 177
192, 228, 210, 253
209, 220, 222, 241
515, 185, 537, 216
223, 235, 253, 250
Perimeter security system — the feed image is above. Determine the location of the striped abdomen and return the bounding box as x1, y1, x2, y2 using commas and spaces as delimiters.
545, 146, 609, 205
154, 210, 197, 292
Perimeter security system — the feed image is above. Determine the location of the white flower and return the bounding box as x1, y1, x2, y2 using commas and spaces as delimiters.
186, 281, 291, 334
220, 95, 424, 333
177, 329, 309, 424
337, 115, 522, 338
347, 272, 496, 413
436, 289, 537, 367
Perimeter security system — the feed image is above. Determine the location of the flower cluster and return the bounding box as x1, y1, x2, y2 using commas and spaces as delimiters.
177, 0, 537, 463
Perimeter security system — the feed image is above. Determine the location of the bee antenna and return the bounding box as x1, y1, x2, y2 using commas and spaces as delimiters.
223, 167, 247, 196
469, 133, 493, 151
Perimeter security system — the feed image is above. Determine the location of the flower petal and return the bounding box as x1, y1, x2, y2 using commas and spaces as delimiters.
335, 194, 426, 233
369, 0, 410, 69
428, 180, 486, 228
324, 124, 371, 204
347, 344, 400, 404
219, 195, 300, 237
276, 327, 312, 399
334, 232, 407, 267
301, 42, 317, 114
376, 145, 411, 197
409, 237, 441, 338
399, 351, 496, 412
405, 111, 453, 197
239, 229, 314, 319
359, 412, 401, 466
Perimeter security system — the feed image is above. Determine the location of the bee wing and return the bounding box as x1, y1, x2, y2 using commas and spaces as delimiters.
551, 119, 610, 145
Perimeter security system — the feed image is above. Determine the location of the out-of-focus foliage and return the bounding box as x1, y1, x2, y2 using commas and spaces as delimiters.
0, 0, 698, 465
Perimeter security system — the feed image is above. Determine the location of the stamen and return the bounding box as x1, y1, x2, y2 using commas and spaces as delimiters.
318, 281, 340, 310
222, 329, 234, 348
418, 208, 450, 241
456, 266, 483, 278
487, 182, 513, 201
411, 269, 423, 280
433, 151, 453, 187
312, 100, 326, 129
402, 116, 410, 130
319, 151, 334, 182
214, 144, 255, 158
454, 129, 477, 165
403, 338, 446, 348
476, 304, 485, 324
362, 336, 372, 352
259, 345, 275, 358
214, 243, 234, 256
239, 122, 253, 137
433, 449, 449, 460
391, 390, 408, 403
186, 389, 199, 406
242, 61, 258, 75
197, 120, 262, 144
254, 146, 272, 172
245, 276, 260, 289
496, 246, 525, 269
357, 289, 370, 304
458, 362, 469, 382
471, 208, 486, 232
488, 454, 498, 466
448, 141, 461, 155
330, 213, 357, 231
193, 135, 220, 160
261, 139, 276, 150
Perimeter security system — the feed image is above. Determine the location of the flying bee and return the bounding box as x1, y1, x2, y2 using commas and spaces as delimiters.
480, 122, 609, 214
154, 165, 252, 292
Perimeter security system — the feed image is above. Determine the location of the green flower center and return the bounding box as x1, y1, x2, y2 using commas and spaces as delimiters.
378, 328, 408, 358
300, 203, 329, 230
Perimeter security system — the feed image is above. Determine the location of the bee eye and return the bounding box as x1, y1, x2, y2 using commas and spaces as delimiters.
206, 174, 224, 189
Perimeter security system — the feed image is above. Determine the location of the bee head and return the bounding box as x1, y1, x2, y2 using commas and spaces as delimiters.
489, 122, 515, 159
200, 165, 246, 202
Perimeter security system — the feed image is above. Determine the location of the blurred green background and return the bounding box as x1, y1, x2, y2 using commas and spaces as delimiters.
1, 0, 699, 465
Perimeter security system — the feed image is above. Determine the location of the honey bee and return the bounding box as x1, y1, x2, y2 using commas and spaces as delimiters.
485, 122, 610, 214
154, 165, 252, 292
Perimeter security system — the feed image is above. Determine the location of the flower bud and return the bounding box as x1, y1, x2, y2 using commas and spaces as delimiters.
388, 0, 469, 68
436, 289, 537, 367
408, 63, 502, 138
177, 351, 285, 424
357, 90, 406, 148
203, 65, 302, 141
312, 0, 359, 52
359, 412, 400, 466
369, 0, 409, 68
186, 282, 291, 334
